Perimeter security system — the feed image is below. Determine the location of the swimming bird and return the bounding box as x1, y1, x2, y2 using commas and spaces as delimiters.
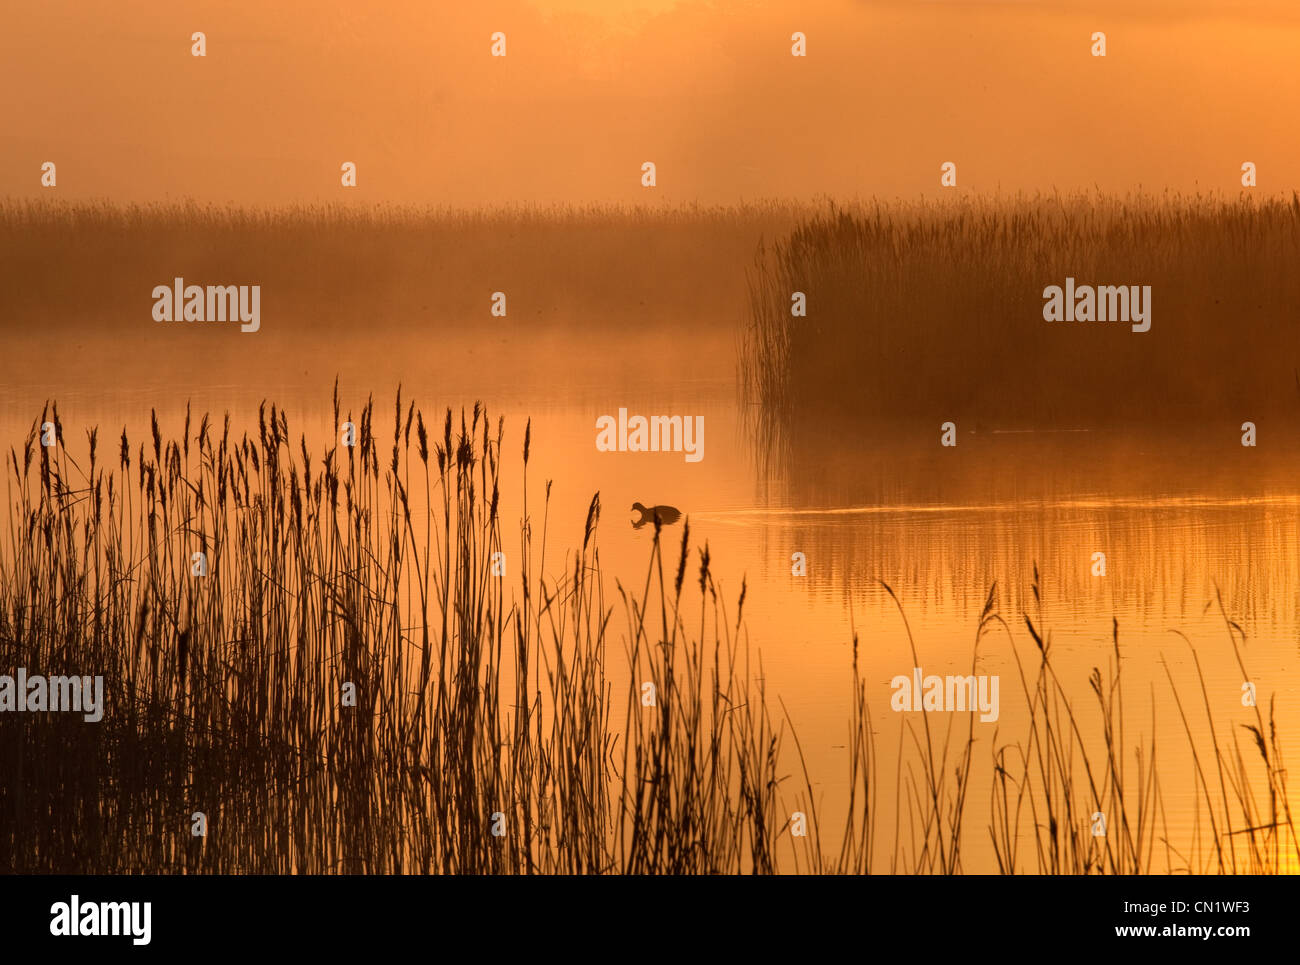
631, 502, 681, 529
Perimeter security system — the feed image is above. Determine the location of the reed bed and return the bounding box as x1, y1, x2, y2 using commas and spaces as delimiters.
740, 192, 1300, 457
0, 387, 798, 873
0, 389, 1292, 873
0, 198, 810, 337
885, 571, 1297, 875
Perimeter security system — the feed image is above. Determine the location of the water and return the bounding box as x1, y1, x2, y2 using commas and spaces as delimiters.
4, 321, 1297, 873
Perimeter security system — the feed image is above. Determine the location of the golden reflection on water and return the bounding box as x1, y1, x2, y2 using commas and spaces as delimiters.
2, 330, 1296, 873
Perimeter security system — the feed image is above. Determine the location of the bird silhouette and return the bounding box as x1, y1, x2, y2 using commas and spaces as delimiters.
631, 502, 681, 529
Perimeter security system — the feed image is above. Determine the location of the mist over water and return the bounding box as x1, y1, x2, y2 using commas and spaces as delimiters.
4, 290, 1294, 871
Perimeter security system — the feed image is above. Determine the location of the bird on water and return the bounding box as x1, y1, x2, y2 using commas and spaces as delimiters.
630, 502, 681, 529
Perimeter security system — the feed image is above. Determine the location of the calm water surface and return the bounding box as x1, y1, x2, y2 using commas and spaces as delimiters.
6, 324, 1297, 872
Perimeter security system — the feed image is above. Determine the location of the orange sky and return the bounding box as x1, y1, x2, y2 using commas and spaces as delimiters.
2, 0, 1298, 204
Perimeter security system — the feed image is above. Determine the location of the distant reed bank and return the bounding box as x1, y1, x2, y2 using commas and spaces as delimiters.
741, 194, 1300, 448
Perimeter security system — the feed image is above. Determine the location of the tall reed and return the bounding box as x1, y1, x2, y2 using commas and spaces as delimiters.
0, 391, 1291, 873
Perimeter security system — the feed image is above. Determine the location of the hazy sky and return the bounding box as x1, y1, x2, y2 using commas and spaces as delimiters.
3, 0, 1298, 204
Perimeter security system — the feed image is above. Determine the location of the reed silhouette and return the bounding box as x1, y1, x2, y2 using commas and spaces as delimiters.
740, 193, 1300, 460
0, 388, 1293, 873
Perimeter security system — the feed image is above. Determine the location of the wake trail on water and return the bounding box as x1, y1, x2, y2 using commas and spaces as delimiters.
686, 493, 1300, 523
